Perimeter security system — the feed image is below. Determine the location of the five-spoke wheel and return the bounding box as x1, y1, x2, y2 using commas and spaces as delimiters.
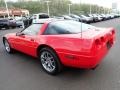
39, 47, 63, 75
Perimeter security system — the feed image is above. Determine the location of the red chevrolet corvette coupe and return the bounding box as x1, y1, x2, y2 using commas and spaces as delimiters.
3, 20, 115, 75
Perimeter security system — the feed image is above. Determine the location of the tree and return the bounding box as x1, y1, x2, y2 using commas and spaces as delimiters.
0, 0, 111, 16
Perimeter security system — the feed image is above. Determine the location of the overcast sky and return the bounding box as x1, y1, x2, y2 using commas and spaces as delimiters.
70, 0, 120, 9
6, 0, 120, 9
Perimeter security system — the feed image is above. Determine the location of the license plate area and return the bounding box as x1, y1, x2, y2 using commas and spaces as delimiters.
0, 24, 3, 26
106, 41, 112, 49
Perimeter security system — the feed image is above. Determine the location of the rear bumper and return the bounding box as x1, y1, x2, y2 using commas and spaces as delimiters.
9, 24, 16, 27
86, 19, 93, 23
57, 46, 110, 69
0, 24, 7, 28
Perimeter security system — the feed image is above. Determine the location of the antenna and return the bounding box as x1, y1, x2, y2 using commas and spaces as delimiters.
45, 1, 51, 16
4, 0, 10, 18
68, 4, 72, 15
80, 19, 82, 38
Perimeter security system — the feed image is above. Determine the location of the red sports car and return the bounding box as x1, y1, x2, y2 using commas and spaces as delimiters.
3, 20, 115, 75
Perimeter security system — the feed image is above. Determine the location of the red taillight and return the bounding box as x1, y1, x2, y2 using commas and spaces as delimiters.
95, 39, 101, 45
111, 30, 115, 35
95, 37, 105, 46
101, 37, 105, 42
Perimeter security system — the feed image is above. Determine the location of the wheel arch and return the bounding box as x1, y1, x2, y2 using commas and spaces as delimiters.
3, 37, 11, 47
36, 44, 63, 74
36, 44, 63, 64
3, 37, 6, 44
36, 44, 58, 57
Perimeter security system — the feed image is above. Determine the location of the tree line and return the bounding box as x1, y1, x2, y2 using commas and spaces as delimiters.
0, 0, 111, 16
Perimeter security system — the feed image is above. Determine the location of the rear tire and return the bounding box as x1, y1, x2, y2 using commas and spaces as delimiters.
12, 26, 16, 29
5, 25, 9, 29
39, 47, 63, 75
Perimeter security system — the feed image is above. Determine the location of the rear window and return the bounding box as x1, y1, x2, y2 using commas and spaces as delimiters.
39, 14, 49, 19
44, 20, 95, 35
81, 15, 87, 18
70, 15, 80, 19
0, 19, 8, 22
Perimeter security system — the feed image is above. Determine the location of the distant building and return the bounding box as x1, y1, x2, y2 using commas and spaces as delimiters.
18, 0, 38, 1
112, 3, 117, 10
0, 8, 29, 18
112, 3, 118, 13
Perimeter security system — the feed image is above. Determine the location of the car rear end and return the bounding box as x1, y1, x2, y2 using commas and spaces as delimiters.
16, 19, 24, 27
0, 19, 9, 29
93, 16, 99, 22
32, 13, 49, 23
81, 15, 93, 23
45, 20, 115, 69
88, 28, 115, 68
87, 17, 94, 23
9, 19, 17, 28
58, 28, 115, 69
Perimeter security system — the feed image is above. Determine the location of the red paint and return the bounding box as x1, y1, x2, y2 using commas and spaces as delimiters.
4, 21, 115, 69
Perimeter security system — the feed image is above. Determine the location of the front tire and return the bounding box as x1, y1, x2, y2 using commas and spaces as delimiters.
39, 47, 63, 75
11, 26, 16, 29
3, 38, 13, 53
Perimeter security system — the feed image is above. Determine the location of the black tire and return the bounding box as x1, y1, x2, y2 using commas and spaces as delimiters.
39, 47, 63, 75
5, 25, 9, 29
11, 26, 16, 29
3, 38, 14, 53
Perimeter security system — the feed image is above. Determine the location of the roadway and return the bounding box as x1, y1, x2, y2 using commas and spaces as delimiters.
0, 18, 120, 90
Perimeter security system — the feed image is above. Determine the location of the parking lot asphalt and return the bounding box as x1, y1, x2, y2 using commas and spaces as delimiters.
0, 18, 120, 90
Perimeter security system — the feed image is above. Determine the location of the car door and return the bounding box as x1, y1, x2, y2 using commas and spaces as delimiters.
13, 24, 43, 57
15, 35, 38, 57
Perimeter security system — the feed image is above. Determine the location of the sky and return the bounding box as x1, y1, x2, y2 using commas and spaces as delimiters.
70, 0, 120, 9
6, 0, 120, 10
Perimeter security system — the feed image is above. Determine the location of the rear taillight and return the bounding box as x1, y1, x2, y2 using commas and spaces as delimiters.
111, 30, 115, 35
95, 37, 105, 46
95, 39, 101, 45
100, 37, 105, 42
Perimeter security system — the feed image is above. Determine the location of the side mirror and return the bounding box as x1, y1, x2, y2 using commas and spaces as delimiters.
16, 32, 25, 36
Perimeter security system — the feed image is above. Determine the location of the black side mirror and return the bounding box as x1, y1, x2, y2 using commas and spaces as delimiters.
16, 32, 25, 36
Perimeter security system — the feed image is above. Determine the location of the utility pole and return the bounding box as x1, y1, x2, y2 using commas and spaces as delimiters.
99, 7, 101, 14
90, 4, 92, 14
45, 1, 51, 16
79, 0, 81, 14
104, 8, 106, 14
68, 4, 72, 15
4, 0, 10, 18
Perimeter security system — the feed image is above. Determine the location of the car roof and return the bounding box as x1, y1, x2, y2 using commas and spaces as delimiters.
0, 18, 8, 20
33, 18, 65, 24
33, 13, 49, 16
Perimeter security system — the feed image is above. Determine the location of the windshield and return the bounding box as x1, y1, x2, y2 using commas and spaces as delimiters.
22, 24, 43, 35
81, 15, 87, 18
73, 15, 80, 18
64, 15, 72, 19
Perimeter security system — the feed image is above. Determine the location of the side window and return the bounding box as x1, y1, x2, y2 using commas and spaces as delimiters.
44, 21, 95, 35
22, 24, 42, 35
44, 25, 58, 34
44, 24, 71, 35
70, 15, 74, 18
